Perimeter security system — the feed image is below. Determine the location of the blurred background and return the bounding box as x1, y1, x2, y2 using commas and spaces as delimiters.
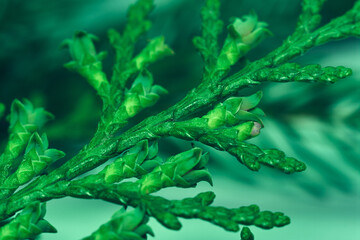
0, 0, 359, 239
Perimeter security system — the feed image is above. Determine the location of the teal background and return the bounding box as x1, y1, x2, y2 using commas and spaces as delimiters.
0, 0, 359, 239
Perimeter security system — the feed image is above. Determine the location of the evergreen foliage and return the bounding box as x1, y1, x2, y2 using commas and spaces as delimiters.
0, 0, 359, 239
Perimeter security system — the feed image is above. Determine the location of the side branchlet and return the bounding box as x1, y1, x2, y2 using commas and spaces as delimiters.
0, 202, 56, 239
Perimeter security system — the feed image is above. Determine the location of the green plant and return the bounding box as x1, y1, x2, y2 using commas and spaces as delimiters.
0, 0, 358, 239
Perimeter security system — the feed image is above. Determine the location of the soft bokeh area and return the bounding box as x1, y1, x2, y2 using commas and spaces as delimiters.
1, 0, 359, 239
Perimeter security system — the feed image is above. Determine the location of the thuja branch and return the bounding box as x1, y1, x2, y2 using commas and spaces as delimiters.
64, 187, 290, 233
2, 0, 359, 220
222, 0, 359, 91
0, 0, 359, 239
6, 180, 290, 233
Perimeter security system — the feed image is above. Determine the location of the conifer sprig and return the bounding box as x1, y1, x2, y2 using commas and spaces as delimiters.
0, 100, 54, 185
253, 63, 352, 84
108, 0, 173, 105
193, 0, 223, 81
0, 202, 56, 240
0, 0, 359, 239
296, 0, 326, 33
41, 182, 290, 235
62, 31, 111, 106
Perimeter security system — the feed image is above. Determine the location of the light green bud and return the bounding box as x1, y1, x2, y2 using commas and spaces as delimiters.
133, 36, 174, 70
139, 148, 212, 194
203, 91, 264, 129
62, 31, 103, 66
233, 121, 262, 141
62, 31, 110, 99
9, 99, 53, 132
101, 140, 162, 184
228, 12, 271, 47
216, 12, 271, 72
123, 71, 167, 117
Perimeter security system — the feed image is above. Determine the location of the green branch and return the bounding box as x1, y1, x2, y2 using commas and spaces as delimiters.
18, 181, 289, 235
109, 0, 154, 65
253, 63, 352, 84
224, 0, 359, 90
63, 183, 290, 233
296, 0, 326, 33
193, 0, 223, 81
1, 1, 358, 239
